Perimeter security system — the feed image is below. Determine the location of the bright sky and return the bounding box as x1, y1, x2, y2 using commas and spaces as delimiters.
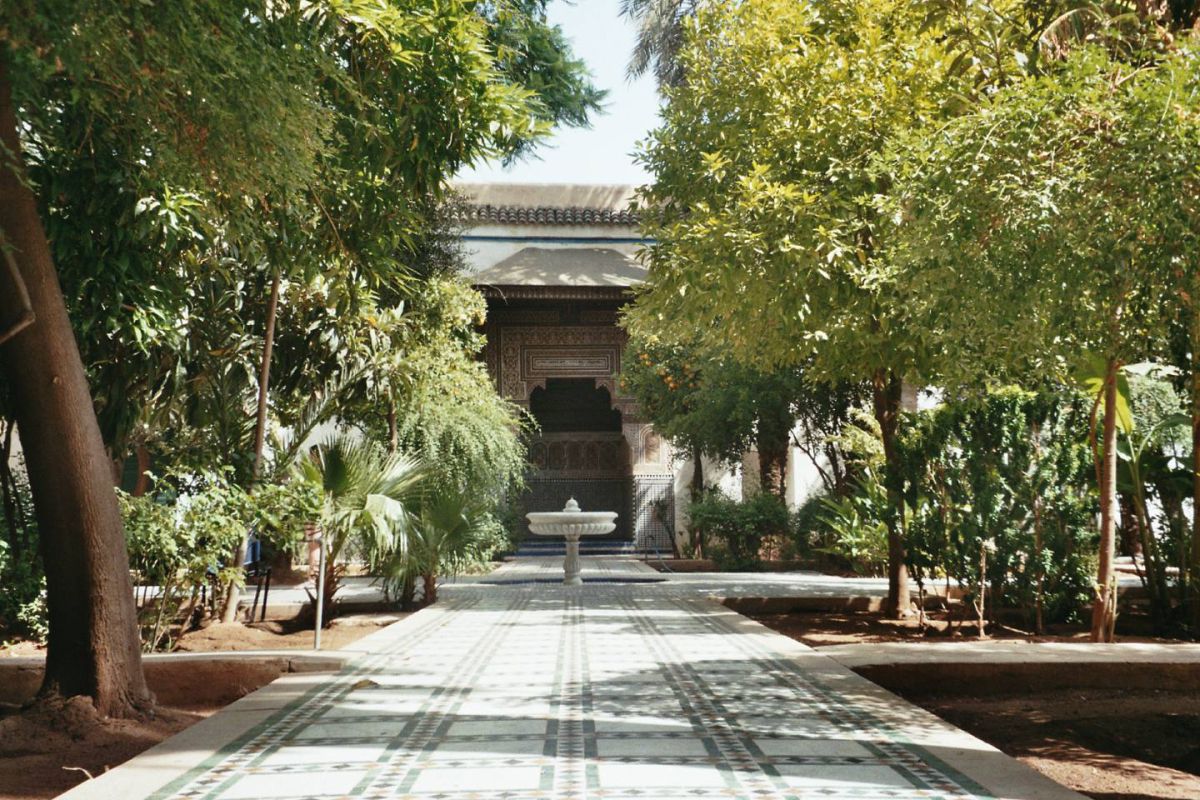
458, 0, 660, 186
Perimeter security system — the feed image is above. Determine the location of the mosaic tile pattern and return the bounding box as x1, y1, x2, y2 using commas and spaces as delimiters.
148, 568, 1005, 800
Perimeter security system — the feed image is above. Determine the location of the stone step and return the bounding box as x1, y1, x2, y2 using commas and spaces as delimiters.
513, 538, 640, 556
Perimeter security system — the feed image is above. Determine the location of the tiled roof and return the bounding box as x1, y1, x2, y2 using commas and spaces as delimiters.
457, 203, 638, 226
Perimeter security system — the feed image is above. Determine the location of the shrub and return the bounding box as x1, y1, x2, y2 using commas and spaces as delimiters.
121, 469, 316, 650
814, 470, 890, 576
0, 539, 47, 643
376, 492, 509, 607
898, 387, 1097, 625
0, 459, 46, 643
688, 492, 789, 571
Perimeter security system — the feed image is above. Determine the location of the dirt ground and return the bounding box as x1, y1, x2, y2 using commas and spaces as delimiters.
749, 608, 1180, 646
172, 612, 405, 652
906, 689, 1200, 800
0, 686, 245, 800
753, 609, 1200, 800
0, 612, 405, 661
0, 612, 407, 799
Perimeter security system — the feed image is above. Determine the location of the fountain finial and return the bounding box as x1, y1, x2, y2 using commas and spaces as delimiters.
563, 497, 581, 513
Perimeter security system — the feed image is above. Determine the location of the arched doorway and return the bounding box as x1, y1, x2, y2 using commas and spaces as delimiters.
522, 378, 632, 540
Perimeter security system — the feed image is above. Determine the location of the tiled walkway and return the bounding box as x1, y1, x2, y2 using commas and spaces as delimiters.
64, 559, 1083, 800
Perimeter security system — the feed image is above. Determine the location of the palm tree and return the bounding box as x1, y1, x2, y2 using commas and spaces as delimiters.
298, 433, 427, 625
379, 491, 498, 605
620, 0, 705, 88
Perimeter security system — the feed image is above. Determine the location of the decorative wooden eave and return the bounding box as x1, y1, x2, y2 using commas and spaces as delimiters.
476, 284, 632, 302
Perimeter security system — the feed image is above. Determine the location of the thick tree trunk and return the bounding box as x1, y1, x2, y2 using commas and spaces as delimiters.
756, 432, 789, 500
0, 63, 151, 716
872, 368, 909, 618
1091, 358, 1120, 642
221, 273, 280, 623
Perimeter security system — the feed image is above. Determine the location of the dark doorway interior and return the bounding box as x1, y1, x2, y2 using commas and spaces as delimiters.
522, 378, 631, 540
529, 379, 622, 433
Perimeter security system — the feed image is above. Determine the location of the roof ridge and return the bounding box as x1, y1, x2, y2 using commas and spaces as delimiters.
455, 202, 638, 226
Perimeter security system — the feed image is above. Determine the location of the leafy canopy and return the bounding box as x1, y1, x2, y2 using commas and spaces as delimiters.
626, 0, 959, 385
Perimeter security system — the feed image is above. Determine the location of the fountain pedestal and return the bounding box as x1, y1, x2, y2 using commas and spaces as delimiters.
526, 498, 618, 585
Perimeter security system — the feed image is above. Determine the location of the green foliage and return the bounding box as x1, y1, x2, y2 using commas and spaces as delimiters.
620, 0, 703, 88
619, 338, 798, 468
619, 337, 866, 499
297, 435, 426, 567
378, 491, 508, 604
891, 43, 1200, 389
0, 539, 47, 644
5, 0, 600, 472
827, 408, 886, 473
897, 388, 1097, 623
816, 471, 891, 576
0, 450, 45, 643
627, 0, 957, 382
386, 279, 530, 498
688, 492, 789, 571
1117, 371, 1193, 629
482, 0, 607, 161
119, 469, 318, 650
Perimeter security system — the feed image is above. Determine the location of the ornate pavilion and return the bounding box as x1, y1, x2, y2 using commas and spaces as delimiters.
455, 183, 679, 553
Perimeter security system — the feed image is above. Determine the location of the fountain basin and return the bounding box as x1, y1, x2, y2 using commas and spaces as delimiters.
526, 498, 617, 585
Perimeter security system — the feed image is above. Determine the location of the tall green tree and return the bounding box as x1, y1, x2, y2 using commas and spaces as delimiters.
620, 338, 862, 499
890, 44, 1200, 639
1, 0, 333, 716
626, 0, 958, 615
0, 0, 590, 714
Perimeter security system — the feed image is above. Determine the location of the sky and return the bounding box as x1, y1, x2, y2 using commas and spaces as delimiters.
457, 0, 660, 186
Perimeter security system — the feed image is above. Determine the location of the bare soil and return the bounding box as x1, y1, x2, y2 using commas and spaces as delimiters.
752, 609, 1200, 800
0, 683, 250, 800
748, 608, 1180, 647
905, 689, 1200, 800
173, 612, 404, 652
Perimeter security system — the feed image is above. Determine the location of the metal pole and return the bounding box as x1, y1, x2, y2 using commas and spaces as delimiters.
314, 532, 326, 651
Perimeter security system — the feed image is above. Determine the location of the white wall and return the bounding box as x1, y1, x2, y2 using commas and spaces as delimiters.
461, 223, 643, 276
671, 453, 741, 554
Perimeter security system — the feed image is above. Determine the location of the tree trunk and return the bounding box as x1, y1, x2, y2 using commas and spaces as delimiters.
756, 432, 789, 500
221, 273, 280, 623
400, 572, 417, 611
872, 368, 909, 618
690, 444, 704, 558
1091, 358, 1120, 642
0, 62, 151, 716
132, 445, 151, 497
1191, 308, 1200, 632
387, 403, 398, 455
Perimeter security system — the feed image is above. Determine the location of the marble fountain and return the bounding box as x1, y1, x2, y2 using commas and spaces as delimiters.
526, 498, 618, 585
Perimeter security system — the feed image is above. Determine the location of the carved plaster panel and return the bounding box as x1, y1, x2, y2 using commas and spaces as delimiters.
528, 431, 628, 479
497, 326, 634, 412
623, 421, 674, 476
